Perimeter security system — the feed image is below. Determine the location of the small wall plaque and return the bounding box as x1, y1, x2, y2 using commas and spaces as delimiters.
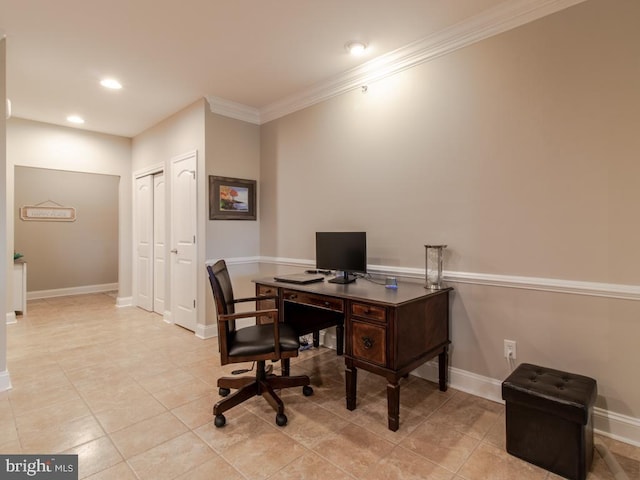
20, 205, 76, 222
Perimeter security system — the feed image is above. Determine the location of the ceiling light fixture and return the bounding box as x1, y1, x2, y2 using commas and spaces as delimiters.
346, 41, 367, 56
66, 115, 85, 124
100, 78, 122, 90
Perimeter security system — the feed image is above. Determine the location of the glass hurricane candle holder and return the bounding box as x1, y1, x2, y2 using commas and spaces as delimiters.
425, 244, 447, 290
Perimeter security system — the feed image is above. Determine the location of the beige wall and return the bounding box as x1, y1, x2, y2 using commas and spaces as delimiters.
132, 100, 262, 330
204, 109, 261, 323
204, 111, 261, 261
6, 118, 133, 300
14, 167, 119, 292
132, 98, 206, 325
260, 0, 640, 419
131, 99, 205, 173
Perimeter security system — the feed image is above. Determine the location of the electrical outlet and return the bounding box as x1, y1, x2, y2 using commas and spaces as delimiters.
504, 339, 517, 359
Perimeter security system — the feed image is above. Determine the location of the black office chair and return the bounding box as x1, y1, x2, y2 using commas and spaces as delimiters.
207, 260, 313, 427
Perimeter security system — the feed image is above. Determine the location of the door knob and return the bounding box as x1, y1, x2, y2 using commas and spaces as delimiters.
170, 249, 178, 254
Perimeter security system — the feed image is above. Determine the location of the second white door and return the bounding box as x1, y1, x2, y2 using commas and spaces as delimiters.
171, 152, 197, 331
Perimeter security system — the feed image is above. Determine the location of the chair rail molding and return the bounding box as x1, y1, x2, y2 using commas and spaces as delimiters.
447, 271, 640, 301
251, 256, 640, 302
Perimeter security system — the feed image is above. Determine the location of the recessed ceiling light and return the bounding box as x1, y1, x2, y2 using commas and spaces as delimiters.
346, 41, 367, 56
100, 78, 122, 90
66, 115, 85, 124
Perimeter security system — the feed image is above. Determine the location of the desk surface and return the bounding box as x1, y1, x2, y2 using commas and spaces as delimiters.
253, 276, 451, 306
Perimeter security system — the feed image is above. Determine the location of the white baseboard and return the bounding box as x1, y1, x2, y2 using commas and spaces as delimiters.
163, 310, 173, 324
413, 360, 504, 403
28, 283, 119, 300
195, 323, 218, 340
412, 361, 640, 447
318, 337, 640, 447
593, 407, 640, 447
6, 312, 17, 324
116, 296, 133, 307
0, 370, 12, 392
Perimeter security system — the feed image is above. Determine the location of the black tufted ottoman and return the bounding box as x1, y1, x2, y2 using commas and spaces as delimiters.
502, 363, 597, 480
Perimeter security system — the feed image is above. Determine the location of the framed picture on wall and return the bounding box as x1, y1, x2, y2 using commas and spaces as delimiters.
209, 176, 257, 220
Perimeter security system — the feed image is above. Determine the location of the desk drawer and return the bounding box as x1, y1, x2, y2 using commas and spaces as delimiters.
351, 302, 386, 322
352, 320, 386, 366
256, 284, 277, 324
283, 290, 344, 312
257, 284, 277, 298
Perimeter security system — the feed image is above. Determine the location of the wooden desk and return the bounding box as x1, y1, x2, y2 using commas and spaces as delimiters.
254, 277, 452, 431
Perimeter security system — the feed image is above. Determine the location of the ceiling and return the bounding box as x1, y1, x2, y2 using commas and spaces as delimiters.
0, 0, 580, 138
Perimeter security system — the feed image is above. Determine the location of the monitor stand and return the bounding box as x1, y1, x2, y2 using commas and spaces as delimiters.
329, 272, 357, 284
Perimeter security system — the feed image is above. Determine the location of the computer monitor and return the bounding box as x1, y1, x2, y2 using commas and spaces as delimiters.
315, 231, 367, 284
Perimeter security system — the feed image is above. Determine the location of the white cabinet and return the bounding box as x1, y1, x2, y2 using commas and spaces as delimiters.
13, 261, 27, 314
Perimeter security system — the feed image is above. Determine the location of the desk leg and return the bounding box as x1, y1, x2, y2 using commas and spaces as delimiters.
387, 382, 400, 432
345, 361, 357, 411
438, 346, 448, 392
336, 323, 344, 356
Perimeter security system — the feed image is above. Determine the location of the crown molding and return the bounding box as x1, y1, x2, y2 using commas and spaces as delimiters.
206, 96, 261, 125
260, 0, 587, 123
205, 0, 587, 125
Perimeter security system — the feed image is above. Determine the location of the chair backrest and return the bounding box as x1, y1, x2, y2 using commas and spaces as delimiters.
206, 260, 237, 354
207, 259, 236, 314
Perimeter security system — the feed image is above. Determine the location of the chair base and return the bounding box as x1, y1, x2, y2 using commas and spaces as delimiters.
213, 360, 311, 427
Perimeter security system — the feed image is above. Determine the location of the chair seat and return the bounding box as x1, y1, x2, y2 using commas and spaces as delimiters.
228, 323, 300, 358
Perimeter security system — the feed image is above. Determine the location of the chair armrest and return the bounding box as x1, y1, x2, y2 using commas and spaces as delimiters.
233, 294, 278, 304
219, 308, 283, 357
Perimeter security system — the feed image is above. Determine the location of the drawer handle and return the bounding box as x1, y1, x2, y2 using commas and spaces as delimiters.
289, 294, 297, 300
324, 301, 330, 307
362, 336, 374, 349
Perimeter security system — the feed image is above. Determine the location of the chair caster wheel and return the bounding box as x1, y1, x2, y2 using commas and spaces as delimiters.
219, 387, 230, 397
214, 414, 226, 428
302, 385, 314, 397
275, 413, 288, 427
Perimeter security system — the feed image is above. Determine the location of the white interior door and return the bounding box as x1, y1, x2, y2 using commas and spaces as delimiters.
134, 175, 153, 311
153, 172, 166, 315
171, 152, 197, 331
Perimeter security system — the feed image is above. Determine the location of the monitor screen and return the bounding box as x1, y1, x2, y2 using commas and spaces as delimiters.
315, 232, 367, 283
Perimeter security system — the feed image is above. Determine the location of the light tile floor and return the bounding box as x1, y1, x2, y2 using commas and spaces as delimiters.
2, 293, 638, 479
